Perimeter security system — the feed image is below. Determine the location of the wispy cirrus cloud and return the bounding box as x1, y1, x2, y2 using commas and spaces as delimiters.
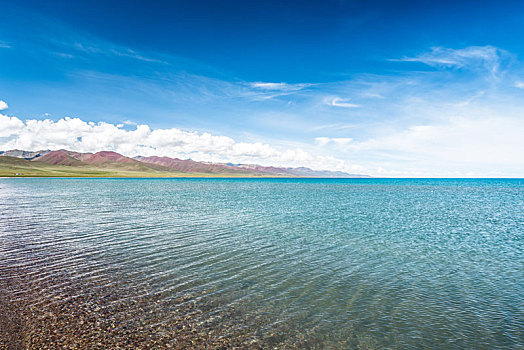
392, 46, 508, 76
72, 42, 167, 64
246, 82, 314, 101
249, 82, 312, 91
0, 41, 10, 48
324, 96, 360, 108
514, 81, 524, 89
5, 14, 203, 77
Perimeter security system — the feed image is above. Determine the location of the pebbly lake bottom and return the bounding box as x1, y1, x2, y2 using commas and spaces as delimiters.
0, 178, 523, 349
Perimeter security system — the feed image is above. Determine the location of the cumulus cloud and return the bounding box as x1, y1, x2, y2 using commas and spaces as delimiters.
0, 100, 8, 110
324, 96, 360, 108
0, 113, 364, 173
0, 114, 23, 137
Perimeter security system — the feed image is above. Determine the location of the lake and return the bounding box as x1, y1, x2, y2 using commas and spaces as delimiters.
0, 178, 522, 349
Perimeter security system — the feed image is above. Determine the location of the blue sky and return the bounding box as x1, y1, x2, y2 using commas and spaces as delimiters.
1, 0, 523, 176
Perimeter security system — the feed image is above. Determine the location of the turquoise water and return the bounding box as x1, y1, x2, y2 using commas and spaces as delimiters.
0, 178, 523, 348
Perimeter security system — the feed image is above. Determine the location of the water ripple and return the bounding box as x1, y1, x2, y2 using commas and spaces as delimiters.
0, 178, 522, 349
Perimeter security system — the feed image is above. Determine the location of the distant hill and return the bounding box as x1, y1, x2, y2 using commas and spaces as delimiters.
0, 149, 371, 178
134, 156, 253, 175
36, 150, 86, 166
0, 149, 51, 159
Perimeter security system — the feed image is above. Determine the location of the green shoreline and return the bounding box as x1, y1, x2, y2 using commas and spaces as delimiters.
0, 172, 290, 178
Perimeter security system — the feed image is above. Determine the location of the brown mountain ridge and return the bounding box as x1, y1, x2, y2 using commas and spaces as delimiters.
0, 149, 370, 177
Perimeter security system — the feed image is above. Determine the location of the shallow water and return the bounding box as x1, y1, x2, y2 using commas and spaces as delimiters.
0, 178, 523, 349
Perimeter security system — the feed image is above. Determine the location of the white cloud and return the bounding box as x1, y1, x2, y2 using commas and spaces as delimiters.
0, 100, 7, 110
341, 112, 524, 177
324, 96, 360, 108
249, 82, 311, 91
314, 137, 331, 146
53, 52, 74, 59
360, 92, 384, 99
310, 123, 356, 131
393, 46, 506, 75
315, 137, 353, 146
0, 114, 23, 137
0, 41, 10, 49
0, 113, 365, 174
246, 82, 314, 101
72, 41, 166, 64
514, 81, 524, 89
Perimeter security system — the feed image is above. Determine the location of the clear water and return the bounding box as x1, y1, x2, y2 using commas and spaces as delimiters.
0, 178, 523, 349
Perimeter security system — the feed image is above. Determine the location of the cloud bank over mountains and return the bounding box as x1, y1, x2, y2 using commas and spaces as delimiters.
0, 112, 363, 174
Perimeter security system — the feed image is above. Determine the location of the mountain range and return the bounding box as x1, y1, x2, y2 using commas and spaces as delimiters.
0, 149, 370, 178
